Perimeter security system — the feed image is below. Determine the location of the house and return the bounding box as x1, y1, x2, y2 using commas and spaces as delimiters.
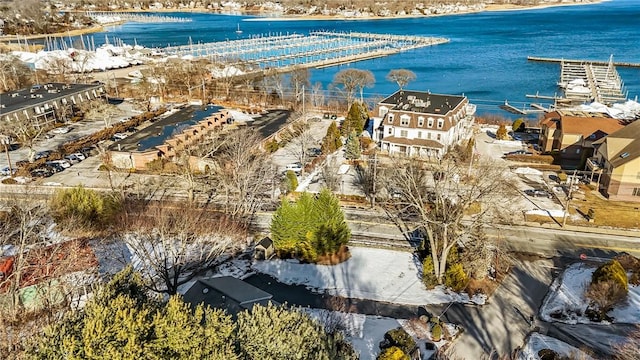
588, 120, 640, 202
538, 110, 625, 162
374, 90, 476, 158
182, 276, 276, 316
254, 237, 274, 260
108, 105, 230, 170
0, 83, 106, 126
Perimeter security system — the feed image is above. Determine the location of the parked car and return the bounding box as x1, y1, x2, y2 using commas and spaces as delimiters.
285, 162, 303, 174
34, 150, 52, 160
506, 150, 533, 156
47, 160, 71, 169
524, 189, 553, 198
307, 148, 322, 157
51, 126, 72, 134
44, 132, 56, 139
113, 133, 129, 140
65, 154, 84, 164
45, 163, 64, 173
1, 166, 17, 176
30, 168, 53, 178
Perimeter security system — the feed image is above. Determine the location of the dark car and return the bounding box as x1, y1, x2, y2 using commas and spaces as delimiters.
30, 168, 53, 178
524, 189, 553, 198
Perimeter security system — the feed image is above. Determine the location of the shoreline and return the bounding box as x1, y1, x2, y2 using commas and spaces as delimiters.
0, 0, 605, 41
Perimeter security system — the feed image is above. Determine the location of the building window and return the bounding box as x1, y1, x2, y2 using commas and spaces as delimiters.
633, 188, 640, 196
418, 117, 425, 127
388, 114, 394, 124
387, 127, 393, 134
437, 119, 444, 129
427, 132, 431, 139
400, 115, 410, 126
437, 134, 441, 141
379, 106, 388, 117
400, 130, 408, 138
427, 118, 434, 128
417, 131, 422, 139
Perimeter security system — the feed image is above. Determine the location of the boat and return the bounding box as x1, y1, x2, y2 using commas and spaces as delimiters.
235, 23, 243, 34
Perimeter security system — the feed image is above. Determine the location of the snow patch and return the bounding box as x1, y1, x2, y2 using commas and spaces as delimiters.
519, 333, 595, 360
513, 167, 543, 176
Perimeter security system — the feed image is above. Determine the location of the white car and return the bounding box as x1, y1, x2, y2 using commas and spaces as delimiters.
65, 153, 85, 163
1, 166, 17, 176
113, 133, 129, 140
47, 159, 71, 168
285, 162, 303, 174
51, 126, 72, 134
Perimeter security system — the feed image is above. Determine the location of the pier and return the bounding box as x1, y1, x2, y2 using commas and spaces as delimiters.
527, 56, 640, 68
159, 31, 449, 71
528, 55, 628, 107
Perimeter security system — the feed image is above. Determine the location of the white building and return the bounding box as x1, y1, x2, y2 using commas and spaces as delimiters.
374, 90, 476, 158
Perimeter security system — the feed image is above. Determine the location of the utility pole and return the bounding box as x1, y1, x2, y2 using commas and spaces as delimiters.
371, 151, 377, 208
562, 169, 577, 228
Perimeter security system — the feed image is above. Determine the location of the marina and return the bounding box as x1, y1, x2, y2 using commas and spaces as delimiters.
160, 31, 449, 71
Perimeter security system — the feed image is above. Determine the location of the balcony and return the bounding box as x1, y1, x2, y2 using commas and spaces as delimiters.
586, 157, 604, 171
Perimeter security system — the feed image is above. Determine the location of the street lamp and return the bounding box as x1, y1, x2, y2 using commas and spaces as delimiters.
0, 135, 13, 177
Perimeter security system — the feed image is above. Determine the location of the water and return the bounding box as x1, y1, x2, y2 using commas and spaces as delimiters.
88, 0, 640, 117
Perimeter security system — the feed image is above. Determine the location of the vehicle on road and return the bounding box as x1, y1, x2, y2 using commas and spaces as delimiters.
35, 150, 53, 160
524, 189, 553, 198
285, 162, 303, 174
47, 160, 71, 169
64, 153, 85, 164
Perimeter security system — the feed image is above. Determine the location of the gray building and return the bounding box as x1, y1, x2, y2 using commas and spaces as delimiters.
183, 276, 276, 316
0, 82, 106, 126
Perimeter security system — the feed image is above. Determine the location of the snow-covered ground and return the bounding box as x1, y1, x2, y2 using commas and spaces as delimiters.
518, 333, 594, 360
540, 263, 640, 324
302, 308, 458, 359
252, 246, 486, 305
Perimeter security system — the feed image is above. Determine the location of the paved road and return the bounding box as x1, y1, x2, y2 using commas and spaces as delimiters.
432, 259, 555, 358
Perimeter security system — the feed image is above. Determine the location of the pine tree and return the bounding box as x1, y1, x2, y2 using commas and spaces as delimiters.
496, 124, 508, 140
344, 131, 361, 160
341, 102, 368, 137
321, 121, 342, 154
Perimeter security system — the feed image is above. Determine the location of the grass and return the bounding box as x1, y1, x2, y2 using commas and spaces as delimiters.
524, 186, 640, 229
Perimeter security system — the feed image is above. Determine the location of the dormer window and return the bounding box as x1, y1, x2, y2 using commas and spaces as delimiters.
427, 118, 434, 128
400, 115, 410, 126
437, 119, 444, 129
418, 116, 425, 127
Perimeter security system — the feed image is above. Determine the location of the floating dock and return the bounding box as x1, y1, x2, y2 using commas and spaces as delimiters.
528, 55, 628, 107
527, 56, 640, 68
159, 31, 449, 71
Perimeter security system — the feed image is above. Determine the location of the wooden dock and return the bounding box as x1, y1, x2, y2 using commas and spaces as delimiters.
527, 56, 640, 68
159, 31, 449, 71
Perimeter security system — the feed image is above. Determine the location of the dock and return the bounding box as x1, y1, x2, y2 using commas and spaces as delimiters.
159, 31, 449, 71
527, 56, 640, 68
528, 55, 628, 107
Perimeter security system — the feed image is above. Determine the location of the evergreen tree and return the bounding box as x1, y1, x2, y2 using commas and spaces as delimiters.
344, 130, 361, 160
321, 121, 342, 154
341, 102, 368, 137
496, 124, 508, 140
270, 189, 350, 262
236, 303, 355, 360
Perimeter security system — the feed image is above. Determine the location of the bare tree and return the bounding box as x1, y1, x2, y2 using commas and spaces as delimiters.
0, 55, 33, 92
310, 81, 325, 108
286, 124, 315, 171
289, 67, 310, 108
321, 156, 341, 191
332, 68, 375, 105
386, 69, 416, 91
0, 115, 50, 163
210, 127, 277, 220
382, 158, 515, 284
614, 328, 640, 360
117, 201, 246, 295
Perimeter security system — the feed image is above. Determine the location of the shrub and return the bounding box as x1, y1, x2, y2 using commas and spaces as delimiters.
445, 263, 469, 292
592, 260, 628, 292
422, 256, 438, 289
585, 280, 627, 318
1, 178, 17, 184
382, 328, 416, 355
496, 124, 508, 140
264, 139, 279, 153
558, 172, 568, 183
377, 346, 409, 360
285, 170, 298, 193
50, 186, 122, 230
431, 323, 443, 342
512, 118, 526, 132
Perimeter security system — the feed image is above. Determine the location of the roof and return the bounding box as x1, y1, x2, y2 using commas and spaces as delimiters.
257, 237, 273, 248
381, 136, 444, 149
541, 110, 624, 136
182, 276, 273, 315
598, 120, 640, 168
110, 105, 222, 152
379, 90, 466, 116
0, 83, 103, 115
